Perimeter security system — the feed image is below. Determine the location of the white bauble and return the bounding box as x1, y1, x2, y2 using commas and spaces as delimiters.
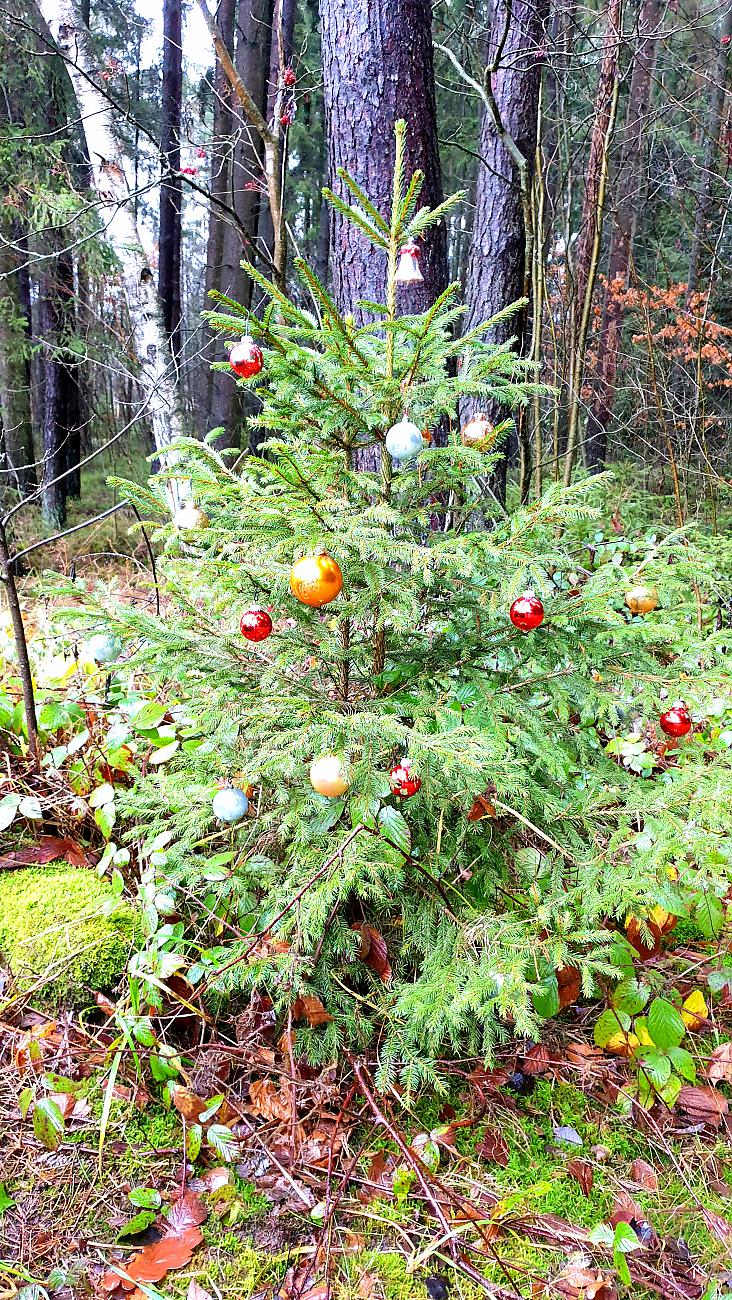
385, 418, 423, 462
173, 504, 209, 530
86, 633, 122, 664
309, 754, 349, 798
212, 787, 249, 822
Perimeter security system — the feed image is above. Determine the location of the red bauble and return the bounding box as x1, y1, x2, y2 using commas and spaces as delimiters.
659, 702, 692, 738
509, 591, 545, 632
283, 65, 296, 87
390, 759, 421, 798
240, 608, 273, 642
229, 336, 264, 379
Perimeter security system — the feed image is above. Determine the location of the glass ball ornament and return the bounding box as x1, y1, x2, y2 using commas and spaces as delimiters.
389, 758, 421, 798
240, 608, 273, 642
395, 242, 423, 285
229, 335, 264, 379
86, 633, 122, 664
461, 413, 496, 450
173, 503, 209, 530
385, 417, 424, 463
509, 591, 545, 632
624, 584, 659, 615
290, 552, 343, 607
309, 754, 349, 797
212, 786, 250, 822
659, 702, 692, 738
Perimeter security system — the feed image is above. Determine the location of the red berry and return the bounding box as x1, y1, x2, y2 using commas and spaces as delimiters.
659, 703, 692, 738
283, 65, 296, 87
240, 608, 273, 642
509, 592, 544, 632
280, 112, 292, 127
390, 759, 421, 798
229, 336, 263, 379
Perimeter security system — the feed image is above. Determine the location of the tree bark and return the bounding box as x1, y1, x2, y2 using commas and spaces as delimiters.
461, 0, 549, 502
38, 0, 189, 511
159, 0, 184, 356
685, 7, 732, 300
0, 234, 35, 499
255, 0, 295, 270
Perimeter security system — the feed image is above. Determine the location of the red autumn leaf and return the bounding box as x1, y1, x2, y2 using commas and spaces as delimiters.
189, 1166, 233, 1194
476, 1127, 510, 1167
630, 1158, 658, 1190
125, 1225, 203, 1283
166, 1191, 208, 1233
292, 994, 333, 1026
170, 1085, 208, 1124
610, 1191, 643, 1226
557, 966, 582, 1008
0, 836, 88, 870
351, 924, 391, 982
678, 1084, 729, 1128
359, 1149, 397, 1202
467, 793, 497, 822
522, 1043, 552, 1075
48, 1092, 76, 1120
567, 1158, 594, 1194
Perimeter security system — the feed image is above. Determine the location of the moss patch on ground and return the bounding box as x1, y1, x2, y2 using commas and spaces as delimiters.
0, 865, 135, 1005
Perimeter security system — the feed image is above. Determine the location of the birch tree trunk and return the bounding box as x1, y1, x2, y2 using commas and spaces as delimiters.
38, 0, 189, 511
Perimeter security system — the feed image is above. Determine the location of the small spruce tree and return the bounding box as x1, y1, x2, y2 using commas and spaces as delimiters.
61, 124, 732, 1089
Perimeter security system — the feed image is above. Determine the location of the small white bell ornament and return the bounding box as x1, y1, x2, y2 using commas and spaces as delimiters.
395, 242, 423, 285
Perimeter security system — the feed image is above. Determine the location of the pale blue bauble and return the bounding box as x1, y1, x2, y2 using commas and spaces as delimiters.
385, 418, 423, 462
212, 787, 249, 822
86, 633, 122, 664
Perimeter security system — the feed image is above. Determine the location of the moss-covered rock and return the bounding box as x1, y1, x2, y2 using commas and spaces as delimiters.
0, 866, 135, 1005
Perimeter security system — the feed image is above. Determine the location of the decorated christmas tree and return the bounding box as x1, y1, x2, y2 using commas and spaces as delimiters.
61, 123, 732, 1089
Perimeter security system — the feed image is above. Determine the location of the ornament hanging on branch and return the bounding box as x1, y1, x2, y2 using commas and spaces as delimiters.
659, 702, 692, 738
212, 786, 249, 822
85, 633, 122, 664
290, 553, 343, 607
395, 242, 423, 285
509, 591, 545, 632
624, 584, 659, 615
390, 758, 421, 798
310, 754, 349, 797
229, 335, 264, 379
173, 503, 209, 530
240, 608, 273, 642
385, 416, 424, 463
460, 414, 496, 450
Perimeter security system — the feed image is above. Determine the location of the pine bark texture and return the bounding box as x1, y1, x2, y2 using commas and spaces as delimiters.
255, 0, 295, 270
321, 0, 447, 318
39, 0, 189, 511
462, 0, 549, 497
0, 234, 35, 498
685, 8, 732, 300
159, 0, 184, 354
585, 0, 662, 469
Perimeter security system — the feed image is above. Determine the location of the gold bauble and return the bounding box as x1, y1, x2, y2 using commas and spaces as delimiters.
290, 552, 343, 607
173, 504, 209, 530
624, 584, 659, 615
309, 754, 349, 798
460, 414, 496, 450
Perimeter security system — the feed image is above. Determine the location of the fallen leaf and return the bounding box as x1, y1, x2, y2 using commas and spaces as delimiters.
708, 1043, 732, 1086
351, 924, 391, 982
48, 1092, 76, 1120
126, 1225, 203, 1283
567, 1158, 594, 1194
359, 1149, 396, 1202
681, 990, 708, 1030
0, 836, 83, 870
166, 1191, 207, 1233
566, 1042, 605, 1073
557, 966, 582, 1008
553, 1262, 616, 1300
170, 1085, 208, 1124
678, 1085, 729, 1129
701, 1208, 732, 1243
187, 1282, 215, 1300
522, 1043, 552, 1075
356, 1270, 382, 1300
610, 1191, 643, 1226
553, 1125, 583, 1147
292, 994, 333, 1027
630, 1158, 658, 1190
248, 1077, 292, 1122
467, 793, 497, 821
189, 1167, 232, 1194
476, 1127, 509, 1167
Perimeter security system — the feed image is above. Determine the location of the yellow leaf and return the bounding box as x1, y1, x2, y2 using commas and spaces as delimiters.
681, 989, 708, 1030
605, 1031, 639, 1058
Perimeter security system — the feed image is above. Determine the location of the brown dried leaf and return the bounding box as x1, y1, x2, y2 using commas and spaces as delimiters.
166, 1191, 207, 1233
476, 1127, 510, 1167
0, 836, 88, 870
610, 1191, 643, 1225
170, 1085, 208, 1124
292, 994, 333, 1027
358, 1149, 396, 1202
702, 1208, 732, 1243
566, 1042, 605, 1073
708, 1043, 732, 1086
630, 1158, 658, 1190
126, 1226, 203, 1283
557, 966, 582, 1009
187, 1281, 215, 1300
553, 1263, 616, 1300
522, 1043, 552, 1075
48, 1092, 76, 1120
567, 1158, 594, 1194
467, 794, 497, 822
189, 1166, 232, 1194
356, 1271, 383, 1300
248, 1077, 292, 1122
351, 924, 391, 982
678, 1084, 729, 1128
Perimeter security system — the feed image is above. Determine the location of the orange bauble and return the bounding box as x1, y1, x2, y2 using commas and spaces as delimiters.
460, 413, 496, 450
289, 553, 343, 607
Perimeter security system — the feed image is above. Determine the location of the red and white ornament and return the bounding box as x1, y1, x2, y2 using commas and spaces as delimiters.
229, 335, 264, 379
283, 65, 296, 87
395, 242, 423, 285
240, 608, 273, 642
390, 758, 421, 798
509, 591, 544, 632
659, 702, 692, 738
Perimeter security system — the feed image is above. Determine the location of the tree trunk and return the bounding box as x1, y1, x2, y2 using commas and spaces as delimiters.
255, 0, 295, 269
39, 0, 189, 511
0, 234, 35, 499
685, 7, 732, 300
585, 0, 662, 469
462, 0, 549, 502
159, 0, 183, 357
38, 274, 66, 530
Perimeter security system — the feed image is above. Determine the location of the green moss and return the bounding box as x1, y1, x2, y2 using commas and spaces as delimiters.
0, 866, 135, 1006
124, 1104, 181, 1152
